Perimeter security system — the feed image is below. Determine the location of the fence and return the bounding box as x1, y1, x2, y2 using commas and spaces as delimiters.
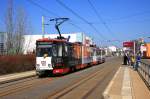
138, 61, 150, 88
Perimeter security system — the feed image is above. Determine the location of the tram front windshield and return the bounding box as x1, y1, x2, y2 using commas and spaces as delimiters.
36, 43, 63, 57
36, 45, 52, 57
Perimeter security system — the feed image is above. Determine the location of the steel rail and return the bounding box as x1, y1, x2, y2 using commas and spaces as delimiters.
47, 62, 114, 98
0, 77, 58, 97
82, 70, 112, 99
47, 66, 105, 98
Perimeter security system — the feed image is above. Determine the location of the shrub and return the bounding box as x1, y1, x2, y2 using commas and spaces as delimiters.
0, 54, 35, 75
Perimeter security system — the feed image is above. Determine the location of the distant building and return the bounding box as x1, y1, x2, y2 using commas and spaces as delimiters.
0, 32, 6, 54
108, 46, 117, 52
107, 46, 118, 56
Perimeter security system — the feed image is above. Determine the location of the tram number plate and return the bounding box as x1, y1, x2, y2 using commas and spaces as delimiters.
41, 61, 46, 66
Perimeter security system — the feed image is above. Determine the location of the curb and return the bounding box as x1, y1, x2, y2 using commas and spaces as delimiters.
0, 70, 36, 84
103, 67, 121, 99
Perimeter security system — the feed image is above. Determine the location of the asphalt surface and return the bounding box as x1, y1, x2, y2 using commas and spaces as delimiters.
0, 57, 121, 99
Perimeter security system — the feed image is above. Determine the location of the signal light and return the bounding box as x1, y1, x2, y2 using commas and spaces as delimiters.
36, 64, 40, 67
48, 64, 51, 67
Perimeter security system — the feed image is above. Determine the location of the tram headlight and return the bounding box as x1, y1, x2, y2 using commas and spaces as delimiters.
48, 64, 51, 67
36, 64, 40, 67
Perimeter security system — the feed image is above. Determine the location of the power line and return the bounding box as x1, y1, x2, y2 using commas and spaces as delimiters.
26, 0, 88, 34
27, 0, 59, 17
110, 10, 150, 21
69, 22, 86, 33
87, 0, 116, 38
56, 0, 89, 24
89, 23, 106, 39
56, 0, 107, 40
44, 16, 87, 34
27, 0, 106, 41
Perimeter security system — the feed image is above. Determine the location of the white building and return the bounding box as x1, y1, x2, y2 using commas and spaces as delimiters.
108, 46, 117, 52
23, 32, 92, 54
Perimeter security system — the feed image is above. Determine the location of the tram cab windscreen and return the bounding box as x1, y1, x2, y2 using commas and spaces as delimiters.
36, 42, 53, 57
36, 41, 64, 57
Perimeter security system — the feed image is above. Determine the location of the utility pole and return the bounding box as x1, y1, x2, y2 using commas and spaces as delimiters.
134, 41, 136, 58
42, 16, 45, 38
99, 42, 102, 60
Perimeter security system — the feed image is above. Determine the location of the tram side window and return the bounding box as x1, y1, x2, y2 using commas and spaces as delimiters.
52, 45, 57, 57
96, 50, 99, 56
91, 48, 94, 56
68, 45, 71, 56
68, 45, 73, 58
71, 46, 74, 58
63, 45, 68, 57
58, 45, 62, 57
98, 50, 101, 55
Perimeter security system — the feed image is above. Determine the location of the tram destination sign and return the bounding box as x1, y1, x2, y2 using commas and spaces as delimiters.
37, 41, 52, 45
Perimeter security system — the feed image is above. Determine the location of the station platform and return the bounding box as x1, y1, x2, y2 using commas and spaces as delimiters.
103, 65, 150, 99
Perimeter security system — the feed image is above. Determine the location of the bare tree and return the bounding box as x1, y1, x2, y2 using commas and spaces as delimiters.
5, 0, 31, 54
15, 7, 27, 54
5, 0, 14, 54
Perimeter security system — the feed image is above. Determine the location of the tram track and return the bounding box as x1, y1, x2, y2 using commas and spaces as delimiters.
48, 67, 105, 98
47, 62, 116, 99
0, 77, 58, 97
0, 76, 37, 89
0, 57, 120, 99
46, 59, 119, 99
82, 70, 112, 99
0, 65, 104, 97
0, 65, 104, 98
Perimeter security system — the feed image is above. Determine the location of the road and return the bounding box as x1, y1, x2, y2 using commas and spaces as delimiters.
0, 57, 121, 99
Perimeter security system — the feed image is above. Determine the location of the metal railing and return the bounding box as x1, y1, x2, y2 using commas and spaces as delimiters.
138, 61, 150, 88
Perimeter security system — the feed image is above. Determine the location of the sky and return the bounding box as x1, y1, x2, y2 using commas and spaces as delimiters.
0, 0, 150, 47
